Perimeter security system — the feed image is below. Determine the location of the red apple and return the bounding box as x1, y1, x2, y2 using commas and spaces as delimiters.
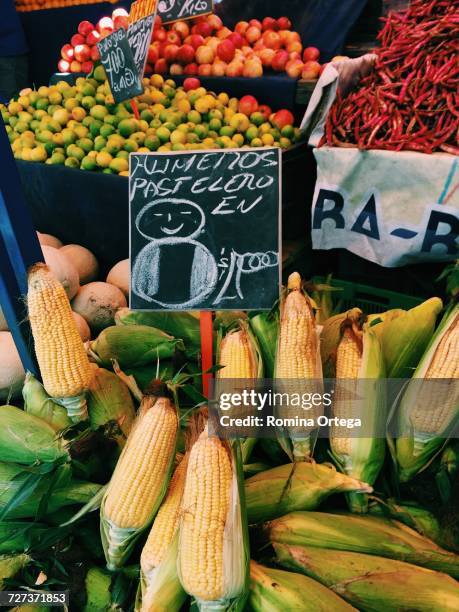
185, 34, 205, 50
183, 62, 199, 75
86, 30, 100, 46
249, 18, 262, 29
277, 17, 292, 30
113, 15, 129, 30
166, 31, 181, 45
195, 45, 215, 64
262, 16, 278, 31
78, 20, 94, 37
242, 58, 263, 77
97, 17, 113, 32
61, 44, 74, 61
153, 28, 167, 42
253, 39, 265, 51
74, 44, 91, 63
258, 104, 272, 120
172, 20, 190, 39
170, 63, 183, 75
303, 46, 320, 62
147, 45, 159, 64
228, 32, 244, 49
57, 59, 70, 73
273, 109, 294, 128
70, 60, 82, 73
239, 94, 258, 115
144, 63, 153, 75
183, 77, 201, 91
198, 63, 212, 76
246, 26, 262, 44
226, 60, 243, 77
154, 58, 168, 74
207, 14, 223, 31
163, 44, 180, 62
217, 27, 232, 39
302, 60, 321, 79
235, 21, 249, 35
287, 41, 303, 54
112, 7, 128, 17
286, 59, 304, 78
71, 34, 85, 47
195, 22, 213, 37
154, 14, 162, 27
205, 37, 220, 53
272, 50, 289, 72
212, 60, 227, 76
90, 46, 100, 61
263, 31, 281, 50
258, 48, 276, 67
177, 44, 195, 64
81, 61, 93, 74
217, 39, 235, 62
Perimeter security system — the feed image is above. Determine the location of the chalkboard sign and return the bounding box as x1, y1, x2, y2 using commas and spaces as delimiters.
158, 0, 213, 24
127, 13, 156, 77
129, 148, 281, 311
97, 29, 144, 104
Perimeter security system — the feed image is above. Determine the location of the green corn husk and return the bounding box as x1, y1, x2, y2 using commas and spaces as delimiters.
91, 325, 185, 368
267, 511, 459, 578
10, 606, 51, 612
243, 462, 271, 476
23, 373, 72, 431
0, 553, 29, 588
0, 405, 69, 466
124, 362, 175, 393
436, 440, 459, 504
320, 308, 363, 377
115, 308, 201, 353
368, 500, 443, 546
0, 462, 102, 519
87, 366, 136, 448
376, 298, 443, 378
136, 533, 187, 612
275, 543, 459, 612
245, 462, 372, 523
84, 566, 113, 611
0, 521, 50, 554
330, 326, 386, 513
249, 560, 356, 612
248, 311, 278, 378
311, 276, 336, 325
392, 303, 459, 483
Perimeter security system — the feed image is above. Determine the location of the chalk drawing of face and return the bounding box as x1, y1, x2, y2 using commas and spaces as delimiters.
136, 199, 205, 242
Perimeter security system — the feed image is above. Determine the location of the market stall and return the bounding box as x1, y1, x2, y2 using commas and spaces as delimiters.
0, 0, 458, 610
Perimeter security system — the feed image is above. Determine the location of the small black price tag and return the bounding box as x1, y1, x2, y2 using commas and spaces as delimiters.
158, 0, 213, 24
127, 13, 156, 77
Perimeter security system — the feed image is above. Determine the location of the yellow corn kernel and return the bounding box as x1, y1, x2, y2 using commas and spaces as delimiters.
219, 329, 257, 379
179, 430, 232, 601
411, 314, 459, 434
27, 263, 92, 398
276, 272, 318, 379
141, 454, 188, 573
104, 396, 178, 529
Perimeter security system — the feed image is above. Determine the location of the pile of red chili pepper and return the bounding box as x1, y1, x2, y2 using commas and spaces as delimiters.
323, 0, 459, 154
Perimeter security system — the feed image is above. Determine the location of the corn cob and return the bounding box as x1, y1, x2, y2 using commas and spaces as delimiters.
87, 366, 136, 448
0, 554, 29, 589
394, 303, 459, 482
27, 263, 93, 422
178, 429, 248, 610
330, 320, 386, 512
22, 372, 71, 431
274, 543, 459, 612
218, 327, 258, 379
320, 307, 362, 378
100, 392, 178, 569
275, 272, 323, 460
249, 560, 356, 612
245, 462, 372, 523
267, 511, 459, 578
0, 405, 69, 466
91, 325, 184, 368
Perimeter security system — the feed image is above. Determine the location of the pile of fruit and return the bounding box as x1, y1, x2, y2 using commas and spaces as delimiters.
57, 8, 130, 74
1, 71, 301, 174
1, 254, 458, 609
146, 13, 323, 80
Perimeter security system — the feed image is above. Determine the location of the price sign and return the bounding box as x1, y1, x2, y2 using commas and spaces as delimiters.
129, 148, 281, 311
97, 29, 144, 103
128, 0, 157, 77
158, 0, 213, 24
